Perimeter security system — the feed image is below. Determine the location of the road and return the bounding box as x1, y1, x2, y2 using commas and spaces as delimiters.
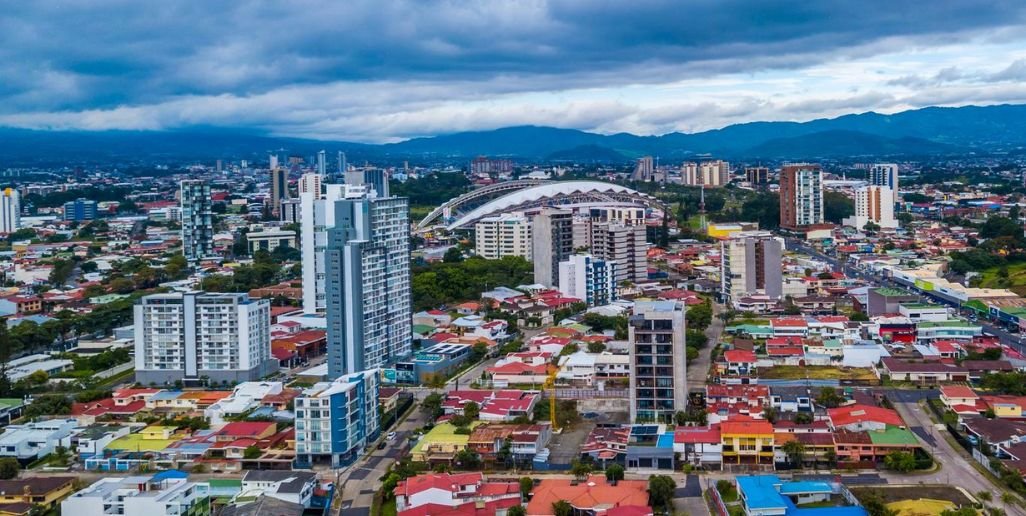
688, 300, 724, 392
332, 355, 499, 515
890, 398, 1025, 515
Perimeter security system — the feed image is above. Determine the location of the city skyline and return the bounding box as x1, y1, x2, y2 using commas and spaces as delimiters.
2, 2, 1026, 142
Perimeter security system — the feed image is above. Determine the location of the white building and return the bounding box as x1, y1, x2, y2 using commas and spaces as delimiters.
61, 475, 209, 516
558, 254, 617, 307
204, 381, 284, 425
720, 231, 784, 304
0, 188, 20, 234
868, 163, 899, 191
531, 208, 574, 288
240, 470, 317, 508
843, 185, 898, 230
474, 212, 532, 260
299, 173, 324, 196
0, 418, 77, 461
682, 160, 730, 187
246, 228, 298, 253
294, 369, 379, 468
133, 292, 277, 385
629, 301, 687, 423
323, 185, 411, 377
590, 222, 647, 285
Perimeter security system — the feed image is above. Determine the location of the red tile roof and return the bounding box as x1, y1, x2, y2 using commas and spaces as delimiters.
940, 385, 978, 399
828, 405, 903, 428
723, 350, 756, 363
394, 472, 483, 498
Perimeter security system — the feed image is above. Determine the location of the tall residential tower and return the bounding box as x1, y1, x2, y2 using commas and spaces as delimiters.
180, 180, 213, 262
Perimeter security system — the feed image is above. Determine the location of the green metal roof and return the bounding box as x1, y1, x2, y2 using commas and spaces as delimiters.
917, 320, 976, 328
868, 426, 919, 446
873, 287, 914, 297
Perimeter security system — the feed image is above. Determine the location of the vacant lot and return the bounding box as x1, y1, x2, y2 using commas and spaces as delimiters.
978, 262, 1026, 296
851, 486, 974, 507
760, 365, 878, 381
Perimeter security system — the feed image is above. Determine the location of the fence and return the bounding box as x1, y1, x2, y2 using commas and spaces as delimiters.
706, 486, 728, 516
554, 388, 628, 399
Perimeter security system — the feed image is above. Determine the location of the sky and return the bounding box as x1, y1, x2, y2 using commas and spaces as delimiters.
4, 1, 1026, 143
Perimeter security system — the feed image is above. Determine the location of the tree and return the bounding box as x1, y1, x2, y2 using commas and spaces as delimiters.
462, 401, 480, 420
0, 458, 18, 479
782, 440, 805, 466
507, 506, 526, 516
587, 341, 606, 353
815, 387, 844, 409
519, 477, 533, 501
552, 500, 573, 516
243, 445, 262, 459
884, 451, 917, 473
762, 407, 778, 423
455, 449, 481, 470
824, 191, 855, 224
850, 311, 869, 322
860, 490, 898, 516
686, 302, 712, 330
443, 247, 464, 263
165, 254, 188, 279
381, 472, 401, 498
570, 459, 592, 480
795, 412, 813, 424
421, 392, 444, 419
686, 329, 708, 349
647, 475, 677, 512
605, 463, 624, 482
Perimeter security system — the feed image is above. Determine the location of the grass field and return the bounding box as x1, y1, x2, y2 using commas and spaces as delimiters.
978, 262, 1026, 296
759, 365, 878, 381
851, 486, 974, 507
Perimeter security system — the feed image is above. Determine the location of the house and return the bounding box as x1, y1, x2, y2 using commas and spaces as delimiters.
735, 475, 867, 516
581, 425, 631, 465
832, 427, 920, 463
0, 418, 77, 463
675, 425, 722, 467
442, 390, 540, 422
939, 385, 981, 414
722, 350, 758, 377
241, 470, 317, 508
205, 382, 285, 426
72, 424, 132, 458
721, 419, 775, 468
774, 432, 836, 466
393, 472, 520, 513
466, 424, 552, 464
768, 387, 813, 414
979, 395, 1026, 418
880, 358, 969, 384
61, 472, 209, 516
486, 361, 550, 387
525, 475, 649, 516
962, 360, 1015, 382
0, 477, 76, 512
410, 423, 482, 464
0, 296, 42, 316
827, 405, 904, 432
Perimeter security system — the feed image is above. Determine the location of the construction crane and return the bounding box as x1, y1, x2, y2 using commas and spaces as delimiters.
543, 365, 560, 432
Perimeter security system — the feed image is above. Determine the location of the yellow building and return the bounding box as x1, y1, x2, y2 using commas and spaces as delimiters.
706, 222, 759, 240
0, 477, 76, 510
721, 420, 775, 467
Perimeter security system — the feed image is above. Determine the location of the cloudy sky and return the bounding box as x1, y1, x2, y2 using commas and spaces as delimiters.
4, 1, 1026, 142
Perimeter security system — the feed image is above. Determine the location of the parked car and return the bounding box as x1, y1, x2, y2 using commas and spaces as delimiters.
387, 431, 397, 440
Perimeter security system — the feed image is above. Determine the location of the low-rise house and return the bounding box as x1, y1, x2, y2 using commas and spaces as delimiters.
486, 361, 550, 387
963, 360, 1015, 382
205, 382, 284, 426
0, 477, 76, 513
0, 418, 77, 463
722, 350, 758, 377
979, 395, 1026, 418
525, 475, 649, 516
393, 472, 519, 514
240, 470, 317, 508
880, 358, 969, 384
61, 471, 209, 516
72, 424, 133, 458
939, 385, 981, 414
721, 419, 775, 468
675, 425, 722, 467
963, 417, 1026, 453
581, 425, 630, 466
774, 432, 836, 466
768, 386, 813, 413
735, 475, 866, 516
833, 426, 920, 464
827, 405, 904, 432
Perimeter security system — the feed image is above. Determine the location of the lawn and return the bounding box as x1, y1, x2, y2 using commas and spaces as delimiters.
978, 261, 1026, 296
759, 365, 878, 381
850, 486, 974, 507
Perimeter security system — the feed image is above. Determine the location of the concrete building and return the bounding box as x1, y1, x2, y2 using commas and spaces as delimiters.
180, 180, 213, 262
270, 166, 290, 216
279, 198, 301, 224
299, 173, 323, 196
294, 369, 379, 468
779, 164, 824, 230
844, 185, 898, 230
683, 160, 730, 187
133, 292, 277, 385
590, 222, 647, 285
868, 163, 899, 191
247, 228, 298, 253
558, 254, 618, 307
0, 188, 19, 234
746, 166, 770, 186
721, 231, 784, 304
61, 474, 210, 516
531, 208, 573, 288
629, 301, 687, 423
346, 168, 389, 198
474, 212, 532, 260
0, 418, 77, 462
632, 156, 654, 181
63, 198, 98, 221
324, 187, 411, 378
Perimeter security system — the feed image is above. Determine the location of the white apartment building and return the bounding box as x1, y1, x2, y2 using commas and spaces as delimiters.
474, 212, 532, 260
558, 254, 618, 307
720, 231, 784, 304
0, 188, 20, 234
590, 222, 647, 285
247, 227, 299, 253
868, 163, 899, 190
299, 172, 324, 195
133, 292, 276, 385
61, 475, 209, 516
844, 185, 898, 229
682, 160, 730, 187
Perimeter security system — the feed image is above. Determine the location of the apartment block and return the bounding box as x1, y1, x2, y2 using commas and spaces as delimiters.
779, 164, 824, 230
294, 369, 380, 468
474, 212, 532, 260
720, 231, 784, 304
629, 301, 687, 423
180, 180, 213, 262
558, 254, 618, 307
531, 208, 574, 288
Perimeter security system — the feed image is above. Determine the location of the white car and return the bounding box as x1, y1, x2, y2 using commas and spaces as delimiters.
387, 431, 397, 440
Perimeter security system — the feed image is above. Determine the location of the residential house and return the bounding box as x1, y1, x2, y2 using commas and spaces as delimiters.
0, 418, 77, 463
880, 358, 969, 384
61, 472, 209, 516
241, 470, 317, 508
675, 425, 722, 467
393, 473, 519, 513
721, 419, 775, 468
525, 475, 650, 516
827, 405, 904, 432
0, 477, 76, 513
939, 385, 981, 415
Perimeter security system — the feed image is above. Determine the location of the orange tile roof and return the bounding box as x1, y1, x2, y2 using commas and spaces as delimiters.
526, 475, 648, 515
720, 420, 774, 436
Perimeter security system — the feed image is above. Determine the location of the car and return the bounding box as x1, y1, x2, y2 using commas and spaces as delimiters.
377, 441, 387, 450
387, 431, 397, 440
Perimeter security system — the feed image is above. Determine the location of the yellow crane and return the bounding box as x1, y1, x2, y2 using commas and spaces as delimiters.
543, 365, 559, 432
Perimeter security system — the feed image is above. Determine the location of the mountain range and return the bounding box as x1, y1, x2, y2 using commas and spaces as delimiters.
5, 103, 1026, 165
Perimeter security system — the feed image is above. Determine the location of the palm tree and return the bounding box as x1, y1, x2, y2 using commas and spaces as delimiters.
552, 500, 573, 516
1001, 492, 1017, 506
782, 440, 805, 467
977, 490, 993, 503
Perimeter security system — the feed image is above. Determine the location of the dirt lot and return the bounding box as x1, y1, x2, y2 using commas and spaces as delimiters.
547, 421, 596, 466
851, 485, 975, 507
759, 365, 878, 381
